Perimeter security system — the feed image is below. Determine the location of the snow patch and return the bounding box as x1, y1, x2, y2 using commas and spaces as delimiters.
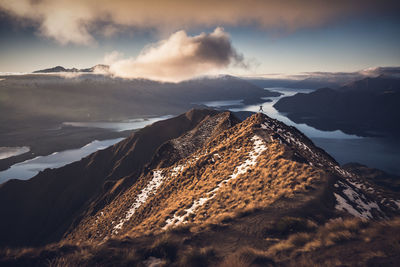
334, 193, 366, 218
231, 135, 267, 179
334, 181, 381, 219
262, 117, 384, 219
261, 120, 355, 180
347, 179, 365, 190
334, 166, 352, 178
164, 135, 267, 229
170, 164, 185, 177
213, 153, 221, 158
113, 170, 166, 234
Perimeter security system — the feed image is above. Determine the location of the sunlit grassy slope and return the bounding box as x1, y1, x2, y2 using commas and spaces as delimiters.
67, 113, 331, 243
1, 111, 399, 266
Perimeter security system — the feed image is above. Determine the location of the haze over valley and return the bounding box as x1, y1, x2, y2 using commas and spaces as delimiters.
0, 1, 400, 266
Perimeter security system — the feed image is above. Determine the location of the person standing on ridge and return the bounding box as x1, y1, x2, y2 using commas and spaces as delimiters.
259, 105, 263, 112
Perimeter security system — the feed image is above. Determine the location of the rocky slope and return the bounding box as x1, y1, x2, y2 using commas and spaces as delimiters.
1, 109, 400, 266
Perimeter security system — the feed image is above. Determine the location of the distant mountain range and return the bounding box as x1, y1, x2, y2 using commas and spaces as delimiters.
246, 66, 400, 89
32, 65, 400, 90
0, 73, 279, 174
1, 109, 399, 266
33, 64, 110, 73
274, 75, 400, 137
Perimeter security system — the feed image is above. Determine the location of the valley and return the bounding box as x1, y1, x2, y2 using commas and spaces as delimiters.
0, 109, 399, 266
1, 1, 399, 265
3, 78, 400, 185
0, 74, 277, 179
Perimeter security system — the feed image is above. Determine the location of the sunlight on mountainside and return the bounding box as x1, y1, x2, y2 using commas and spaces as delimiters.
1, 1, 399, 266
67, 113, 330, 242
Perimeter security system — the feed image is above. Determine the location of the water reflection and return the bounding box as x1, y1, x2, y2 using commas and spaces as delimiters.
63, 115, 173, 132
0, 138, 123, 183
0, 114, 175, 183
0, 146, 30, 160
200, 87, 400, 175
209, 88, 361, 139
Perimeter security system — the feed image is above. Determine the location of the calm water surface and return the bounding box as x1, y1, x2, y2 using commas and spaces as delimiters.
63, 115, 173, 132
0, 139, 123, 183
2, 89, 399, 183
0, 146, 30, 160
203, 87, 400, 175
0, 114, 173, 183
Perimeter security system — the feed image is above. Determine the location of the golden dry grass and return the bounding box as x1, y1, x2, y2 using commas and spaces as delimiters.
266, 217, 384, 256
125, 124, 321, 235
66, 115, 324, 243
3, 217, 400, 267
219, 247, 275, 267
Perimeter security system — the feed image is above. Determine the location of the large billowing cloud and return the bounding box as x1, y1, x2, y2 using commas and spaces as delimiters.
0, 0, 398, 45
108, 27, 244, 82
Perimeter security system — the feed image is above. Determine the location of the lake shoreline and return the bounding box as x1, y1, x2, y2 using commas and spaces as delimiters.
0, 113, 176, 174
0, 126, 133, 173
0, 114, 177, 183
198, 87, 400, 176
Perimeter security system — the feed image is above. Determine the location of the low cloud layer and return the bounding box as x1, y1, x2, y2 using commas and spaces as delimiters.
0, 0, 398, 45
108, 28, 244, 82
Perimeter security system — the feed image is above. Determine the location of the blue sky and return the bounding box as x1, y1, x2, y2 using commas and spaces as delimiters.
0, 1, 399, 76
228, 17, 400, 75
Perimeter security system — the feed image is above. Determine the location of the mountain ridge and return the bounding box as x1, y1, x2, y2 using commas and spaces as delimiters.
0, 109, 230, 247
33, 64, 110, 73
1, 109, 400, 266
65, 111, 399, 244
245, 66, 400, 89
274, 75, 400, 137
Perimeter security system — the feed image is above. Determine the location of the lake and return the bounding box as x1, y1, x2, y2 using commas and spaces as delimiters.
203, 87, 400, 175
1, 88, 399, 183
63, 115, 173, 132
0, 138, 123, 184
0, 114, 172, 183
0, 146, 30, 160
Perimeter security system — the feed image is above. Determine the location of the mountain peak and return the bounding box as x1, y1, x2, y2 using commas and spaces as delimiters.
64, 111, 398, 243
1, 110, 400, 265
33, 64, 110, 74
184, 108, 219, 121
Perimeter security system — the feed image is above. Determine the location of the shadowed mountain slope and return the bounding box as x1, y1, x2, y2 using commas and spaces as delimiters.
0, 73, 280, 173
0, 109, 240, 247
63, 113, 400, 246
1, 110, 400, 266
274, 76, 400, 137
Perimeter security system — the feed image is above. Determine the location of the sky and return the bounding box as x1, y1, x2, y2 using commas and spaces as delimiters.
0, 0, 399, 81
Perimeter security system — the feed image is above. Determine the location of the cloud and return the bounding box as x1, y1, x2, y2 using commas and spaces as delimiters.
103, 51, 124, 65
245, 67, 400, 83
0, 0, 398, 45
108, 27, 244, 82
